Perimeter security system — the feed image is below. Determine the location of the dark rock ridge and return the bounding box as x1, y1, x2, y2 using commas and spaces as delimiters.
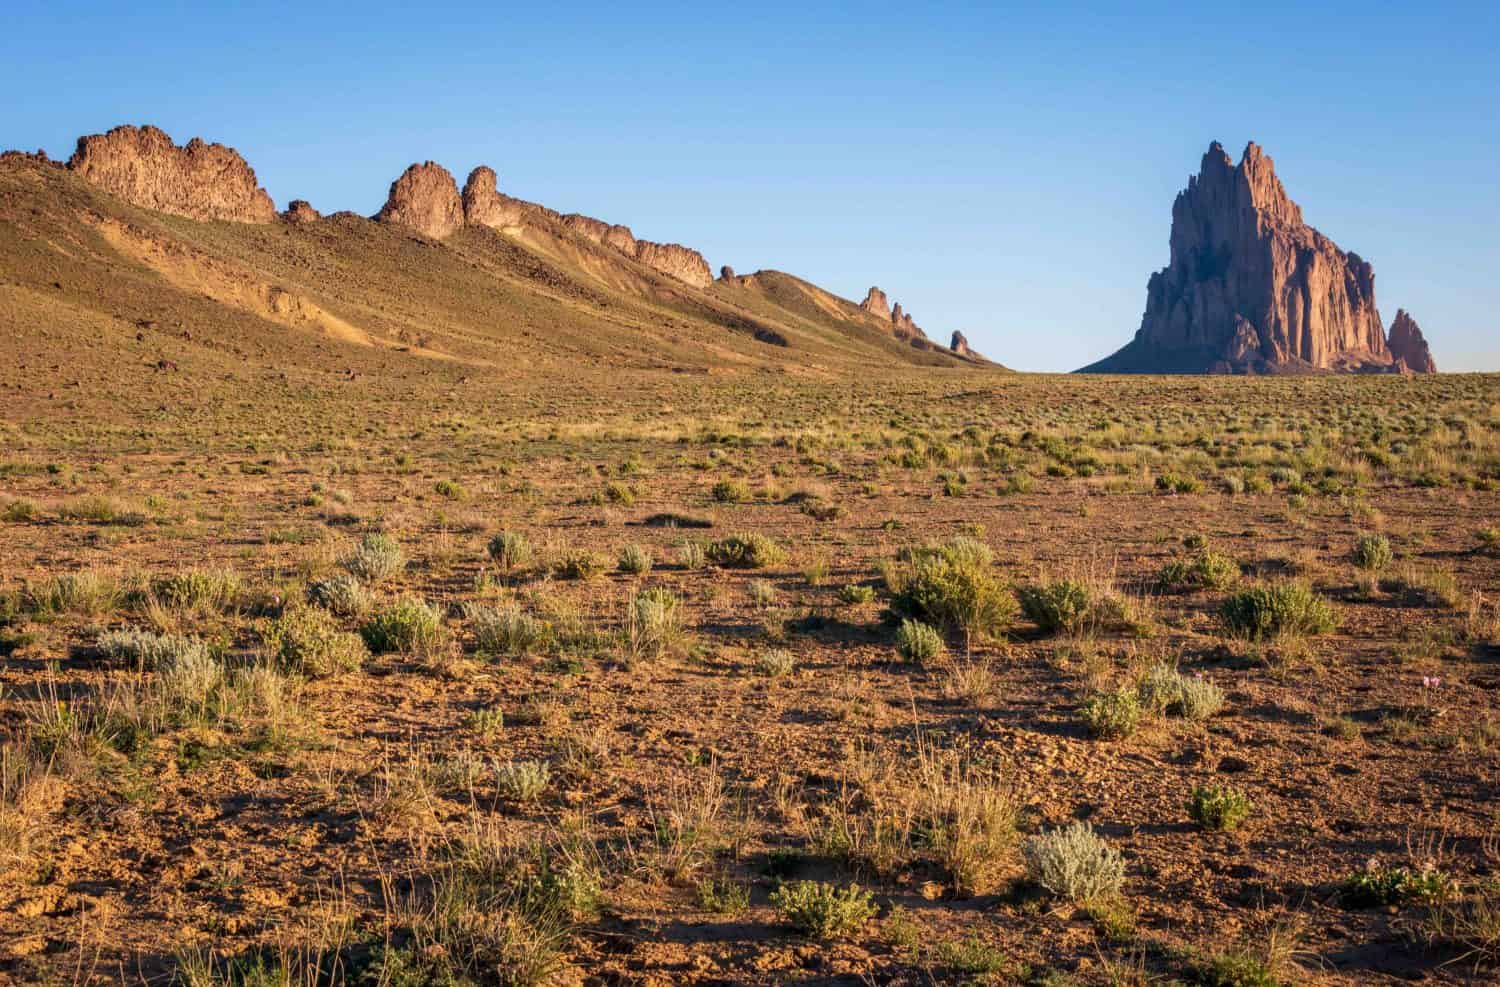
1081, 141, 1434, 374
719, 265, 736, 281
1386, 309, 1437, 373
67, 125, 276, 223
376, 162, 464, 239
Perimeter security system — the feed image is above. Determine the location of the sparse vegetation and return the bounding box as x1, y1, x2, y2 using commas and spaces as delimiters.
1023, 822, 1125, 904
1220, 581, 1336, 640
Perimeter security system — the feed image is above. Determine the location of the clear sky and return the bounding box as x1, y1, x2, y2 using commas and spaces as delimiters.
4, 2, 1497, 371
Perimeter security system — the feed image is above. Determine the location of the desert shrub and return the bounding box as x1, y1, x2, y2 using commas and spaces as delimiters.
28, 571, 120, 616
157, 644, 225, 714
97, 627, 209, 670
618, 544, 653, 575
677, 540, 708, 570
1023, 822, 1124, 904
1188, 784, 1253, 831
467, 603, 546, 657
756, 648, 795, 678
888, 539, 1016, 645
1017, 579, 1091, 635
748, 579, 778, 608
1158, 549, 1239, 592
343, 533, 405, 583
486, 531, 534, 572
152, 567, 242, 613
1155, 472, 1202, 494
1421, 881, 1500, 966
895, 619, 945, 664
770, 881, 877, 939
361, 597, 443, 654
1478, 526, 1500, 554
711, 479, 748, 503
1137, 660, 1184, 716
1080, 688, 1143, 739
1, 498, 39, 522
695, 877, 751, 915
262, 606, 366, 678
626, 587, 686, 662
837, 584, 876, 605
1341, 863, 1451, 908
552, 551, 605, 581
1199, 952, 1278, 987
600, 481, 636, 506
306, 572, 370, 617
1219, 581, 1335, 640
494, 759, 551, 801
1352, 533, 1394, 572
706, 532, 785, 569
1178, 674, 1225, 721
1382, 564, 1464, 609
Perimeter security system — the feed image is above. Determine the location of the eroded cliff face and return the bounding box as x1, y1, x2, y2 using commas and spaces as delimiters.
1387, 309, 1437, 373
67, 125, 276, 223
1085, 141, 1432, 374
282, 200, 321, 224
859, 287, 891, 320
376, 162, 463, 239
462, 166, 527, 231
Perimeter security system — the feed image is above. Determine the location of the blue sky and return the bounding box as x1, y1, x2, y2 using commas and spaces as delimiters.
4, 2, 1497, 371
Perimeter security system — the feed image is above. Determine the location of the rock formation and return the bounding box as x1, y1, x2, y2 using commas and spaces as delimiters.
720, 265, 736, 281
563, 213, 639, 255
632, 240, 713, 288
859, 287, 891, 321
376, 161, 463, 239
67, 124, 276, 223
890, 302, 920, 337
282, 200, 321, 224
461, 166, 527, 230
950, 331, 974, 358
1082, 141, 1432, 374
1386, 309, 1437, 373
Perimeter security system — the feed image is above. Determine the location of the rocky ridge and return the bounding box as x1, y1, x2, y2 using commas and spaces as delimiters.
1386, 309, 1437, 373
67, 125, 276, 223
376, 162, 464, 240
1082, 141, 1435, 374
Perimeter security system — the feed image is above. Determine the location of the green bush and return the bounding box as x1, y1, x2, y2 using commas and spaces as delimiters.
361, 597, 443, 653
263, 606, 367, 677
1017, 579, 1091, 635
1188, 784, 1252, 831
888, 539, 1016, 645
553, 551, 606, 580
1200, 952, 1278, 987
343, 533, 405, 583
1155, 473, 1202, 494
618, 544, 653, 575
152, 567, 242, 612
1341, 863, 1450, 908
837, 584, 876, 605
487, 531, 534, 571
770, 881, 877, 939
895, 619, 945, 664
1219, 581, 1336, 640
1023, 822, 1124, 904
706, 532, 785, 569
1080, 688, 1143, 739
711, 479, 748, 503
1158, 549, 1239, 591
1352, 533, 1394, 572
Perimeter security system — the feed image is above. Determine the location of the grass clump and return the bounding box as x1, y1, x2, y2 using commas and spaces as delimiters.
343, 533, 405, 583
626, 587, 687, 662
1219, 581, 1335, 640
1421, 880, 1500, 967
1158, 548, 1239, 592
487, 531, 534, 572
770, 881, 877, 939
706, 532, 785, 569
617, 544, 653, 575
468, 603, 547, 657
1137, 662, 1224, 721
1023, 822, 1124, 905
711, 479, 748, 503
755, 648, 795, 678
887, 538, 1016, 647
361, 597, 443, 654
1187, 784, 1253, 831
1080, 688, 1143, 740
695, 877, 751, 915
1341, 862, 1451, 908
262, 606, 367, 678
494, 759, 551, 801
152, 567, 242, 613
1352, 533, 1394, 572
306, 572, 371, 617
895, 619, 945, 664
837, 584, 876, 605
28, 571, 120, 616
552, 550, 605, 581
97, 627, 209, 670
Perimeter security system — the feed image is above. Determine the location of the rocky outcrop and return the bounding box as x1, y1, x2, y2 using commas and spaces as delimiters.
632, 240, 713, 288
282, 200, 320, 224
376, 162, 463, 239
1082, 141, 1429, 374
67, 125, 276, 223
859, 287, 891, 321
950, 331, 975, 358
891, 302, 920, 337
462, 166, 527, 230
1387, 309, 1437, 373
563, 213, 639, 255
720, 265, 736, 281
